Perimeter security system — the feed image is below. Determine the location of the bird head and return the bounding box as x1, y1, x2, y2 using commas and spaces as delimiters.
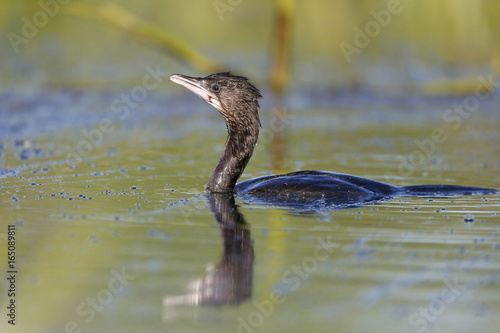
169, 72, 262, 127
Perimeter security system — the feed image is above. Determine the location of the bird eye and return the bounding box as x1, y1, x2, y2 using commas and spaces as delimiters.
212, 84, 220, 92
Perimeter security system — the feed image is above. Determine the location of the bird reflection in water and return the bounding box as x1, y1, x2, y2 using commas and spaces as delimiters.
163, 193, 254, 319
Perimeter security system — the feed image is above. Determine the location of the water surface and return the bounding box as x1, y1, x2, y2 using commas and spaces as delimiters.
1, 90, 499, 333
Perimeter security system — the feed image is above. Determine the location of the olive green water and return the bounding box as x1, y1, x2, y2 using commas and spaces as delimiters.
1, 93, 499, 333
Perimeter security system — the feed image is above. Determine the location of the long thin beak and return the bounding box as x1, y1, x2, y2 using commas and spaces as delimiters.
169, 74, 222, 111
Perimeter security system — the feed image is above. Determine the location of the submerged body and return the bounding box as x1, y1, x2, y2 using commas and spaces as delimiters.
235, 170, 495, 208
169, 72, 496, 208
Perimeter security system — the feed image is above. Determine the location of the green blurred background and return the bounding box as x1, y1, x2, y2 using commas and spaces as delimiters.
2, 0, 500, 93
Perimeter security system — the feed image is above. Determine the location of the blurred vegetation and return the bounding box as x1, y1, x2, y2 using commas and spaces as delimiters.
64, 2, 223, 73
1, 0, 499, 93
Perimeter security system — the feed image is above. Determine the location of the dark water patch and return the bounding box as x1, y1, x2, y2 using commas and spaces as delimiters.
3, 89, 500, 140
0, 89, 201, 139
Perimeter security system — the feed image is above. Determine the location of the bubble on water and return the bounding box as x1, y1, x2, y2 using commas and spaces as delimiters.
88, 233, 98, 243
146, 258, 163, 272
273, 282, 294, 295
355, 247, 376, 258
147, 229, 171, 242
463, 214, 475, 223
18, 149, 30, 160
354, 238, 367, 247
318, 214, 331, 222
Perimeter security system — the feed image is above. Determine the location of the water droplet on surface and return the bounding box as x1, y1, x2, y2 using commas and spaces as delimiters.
463, 214, 475, 223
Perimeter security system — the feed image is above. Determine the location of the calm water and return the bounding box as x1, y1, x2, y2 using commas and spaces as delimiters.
1, 90, 499, 333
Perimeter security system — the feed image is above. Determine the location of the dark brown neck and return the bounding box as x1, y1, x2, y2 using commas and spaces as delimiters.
206, 117, 259, 192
